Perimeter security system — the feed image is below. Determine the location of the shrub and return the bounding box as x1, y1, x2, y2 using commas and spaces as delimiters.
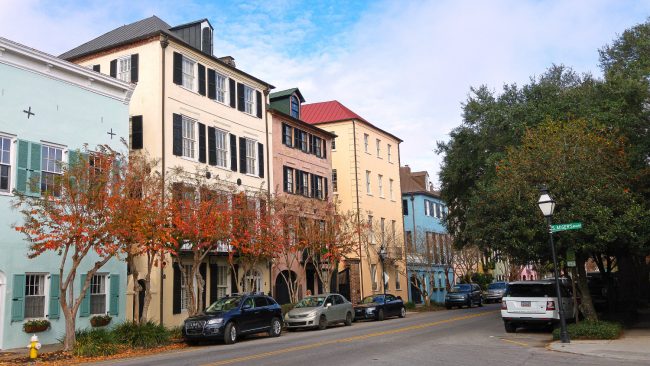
73, 328, 120, 357
168, 325, 184, 341
404, 301, 416, 310
552, 321, 622, 340
281, 303, 295, 316
112, 321, 171, 349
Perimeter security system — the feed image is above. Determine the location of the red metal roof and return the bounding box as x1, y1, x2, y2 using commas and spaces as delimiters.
301, 100, 368, 125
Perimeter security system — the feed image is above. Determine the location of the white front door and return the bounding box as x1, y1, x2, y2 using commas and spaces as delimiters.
0, 271, 5, 350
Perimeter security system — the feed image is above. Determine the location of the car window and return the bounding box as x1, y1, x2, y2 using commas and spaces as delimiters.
266, 297, 278, 306
254, 296, 268, 307
450, 284, 471, 292
205, 296, 242, 312
295, 296, 326, 308
243, 297, 255, 309
324, 296, 333, 306
334, 295, 345, 305
488, 283, 507, 290
505, 283, 570, 297
385, 295, 395, 302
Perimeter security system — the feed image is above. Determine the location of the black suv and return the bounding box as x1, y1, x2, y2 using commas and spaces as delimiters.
445, 283, 483, 309
182, 293, 283, 345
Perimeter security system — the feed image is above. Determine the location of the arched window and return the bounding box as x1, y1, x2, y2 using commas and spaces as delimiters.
290, 95, 300, 118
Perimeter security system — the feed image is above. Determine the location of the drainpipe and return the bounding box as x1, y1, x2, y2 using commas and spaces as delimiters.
159, 34, 169, 326
410, 194, 416, 302
263, 89, 272, 296
351, 120, 364, 299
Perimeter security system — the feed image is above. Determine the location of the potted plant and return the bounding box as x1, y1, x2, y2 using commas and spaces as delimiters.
90, 314, 112, 327
23, 319, 50, 333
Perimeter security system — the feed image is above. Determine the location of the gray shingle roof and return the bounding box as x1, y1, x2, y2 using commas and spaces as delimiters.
59, 16, 171, 60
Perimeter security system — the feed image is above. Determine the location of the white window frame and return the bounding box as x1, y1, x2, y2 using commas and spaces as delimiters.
395, 270, 401, 290
290, 95, 300, 118
215, 128, 229, 168
389, 179, 394, 200
89, 273, 108, 315
364, 134, 369, 153
117, 56, 131, 83
387, 144, 392, 162
380, 217, 385, 246
216, 265, 229, 299
424, 200, 430, 216
215, 72, 228, 103
244, 270, 262, 292
243, 85, 256, 115
370, 264, 378, 291
24, 273, 49, 319
181, 115, 197, 160
330, 131, 336, 150
0, 134, 14, 195
315, 175, 323, 199
365, 170, 371, 195
285, 167, 294, 193
301, 171, 309, 197
313, 137, 322, 158
181, 56, 196, 91
245, 138, 257, 175
378, 174, 383, 198
41, 144, 64, 197
180, 264, 192, 311
376, 139, 381, 157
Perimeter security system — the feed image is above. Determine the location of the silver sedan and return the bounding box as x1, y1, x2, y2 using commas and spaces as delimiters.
285, 293, 354, 330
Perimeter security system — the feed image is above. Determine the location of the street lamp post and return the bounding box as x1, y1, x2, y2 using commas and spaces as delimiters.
538, 186, 570, 343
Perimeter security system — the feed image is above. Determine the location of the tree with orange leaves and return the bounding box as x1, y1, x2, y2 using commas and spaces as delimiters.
13, 145, 123, 350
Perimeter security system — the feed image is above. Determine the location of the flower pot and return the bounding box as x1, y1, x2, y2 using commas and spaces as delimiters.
23, 324, 49, 333
90, 316, 112, 327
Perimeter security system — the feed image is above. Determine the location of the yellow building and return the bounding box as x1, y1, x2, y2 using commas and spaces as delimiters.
61, 16, 274, 326
302, 101, 406, 303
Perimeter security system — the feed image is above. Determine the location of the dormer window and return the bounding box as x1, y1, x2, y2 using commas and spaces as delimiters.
290, 95, 300, 119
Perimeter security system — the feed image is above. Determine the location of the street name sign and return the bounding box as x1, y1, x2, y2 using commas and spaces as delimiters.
551, 222, 582, 233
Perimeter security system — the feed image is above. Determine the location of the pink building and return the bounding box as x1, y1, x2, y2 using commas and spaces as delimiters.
519, 264, 538, 281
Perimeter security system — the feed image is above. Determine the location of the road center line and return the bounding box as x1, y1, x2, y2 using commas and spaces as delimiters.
201, 310, 498, 366
500, 338, 530, 347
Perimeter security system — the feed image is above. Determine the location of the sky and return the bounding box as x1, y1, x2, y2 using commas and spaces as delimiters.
1, 0, 649, 186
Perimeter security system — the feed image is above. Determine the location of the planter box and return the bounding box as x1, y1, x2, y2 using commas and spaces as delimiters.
90, 316, 112, 327
23, 324, 49, 333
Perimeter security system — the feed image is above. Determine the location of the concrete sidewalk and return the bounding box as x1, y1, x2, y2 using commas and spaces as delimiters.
548, 329, 650, 362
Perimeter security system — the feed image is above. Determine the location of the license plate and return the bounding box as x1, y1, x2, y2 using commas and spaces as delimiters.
521, 301, 531, 307
186, 321, 202, 329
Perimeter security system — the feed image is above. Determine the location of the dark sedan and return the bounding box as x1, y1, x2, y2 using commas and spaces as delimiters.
182, 293, 283, 345
445, 283, 483, 309
354, 294, 406, 321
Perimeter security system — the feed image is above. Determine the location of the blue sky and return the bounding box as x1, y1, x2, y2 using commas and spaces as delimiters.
2, 0, 649, 185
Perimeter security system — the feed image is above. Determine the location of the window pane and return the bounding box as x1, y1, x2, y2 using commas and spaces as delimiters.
25, 274, 45, 318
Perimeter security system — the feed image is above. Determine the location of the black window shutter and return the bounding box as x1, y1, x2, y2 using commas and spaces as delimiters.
92, 64, 101, 72
310, 174, 316, 198
198, 64, 206, 96
239, 137, 247, 174
325, 177, 329, 199
208, 126, 216, 165
256, 90, 263, 118
110, 59, 117, 78
294, 129, 300, 148
198, 122, 206, 163
172, 263, 182, 314
323, 140, 327, 159
207, 69, 216, 100
172, 114, 182, 156
130, 54, 139, 82
295, 170, 301, 193
199, 263, 207, 308
209, 264, 219, 304
237, 83, 245, 112
173, 52, 183, 85
229, 78, 236, 107
131, 115, 143, 150
283, 167, 288, 192
309, 135, 314, 154
257, 142, 264, 178
230, 134, 237, 171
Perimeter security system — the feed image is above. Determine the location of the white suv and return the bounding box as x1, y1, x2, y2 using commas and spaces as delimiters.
501, 280, 576, 333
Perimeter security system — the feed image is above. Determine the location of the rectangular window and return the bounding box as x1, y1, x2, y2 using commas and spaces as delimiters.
285, 167, 294, 193
300, 131, 308, 152
244, 85, 255, 115
245, 139, 256, 175
436, 203, 442, 218
378, 174, 383, 197
181, 115, 196, 159
24, 274, 46, 318
0, 136, 11, 192
315, 175, 323, 199
181, 264, 192, 311
387, 144, 392, 162
389, 179, 394, 200
216, 265, 228, 299
90, 274, 107, 315
282, 124, 293, 146
301, 171, 309, 197
365, 170, 371, 195
364, 134, 369, 153
376, 139, 381, 157
370, 264, 378, 291
313, 137, 322, 158
215, 129, 228, 168
424, 200, 430, 216
395, 271, 401, 290
331, 132, 336, 150
117, 56, 131, 83
41, 145, 63, 197
215, 73, 228, 103
403, 199, 408, 215
182, 56, 196, 90
332, 169, 338, 192
380, 217, 385, 246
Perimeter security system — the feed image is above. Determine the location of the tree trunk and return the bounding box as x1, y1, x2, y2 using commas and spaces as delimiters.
131, 267, 141, 324
64, 312, 76, 351
576, 252, 598, 321
141, 273, 153, 323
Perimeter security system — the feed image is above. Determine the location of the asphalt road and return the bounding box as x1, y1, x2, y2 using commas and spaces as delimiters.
89, 304, 647, 366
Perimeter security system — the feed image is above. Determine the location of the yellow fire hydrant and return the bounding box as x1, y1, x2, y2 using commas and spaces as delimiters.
27, 334, 41, 360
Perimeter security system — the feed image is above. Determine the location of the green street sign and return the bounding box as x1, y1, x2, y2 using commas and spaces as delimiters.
551, 222, 582, 233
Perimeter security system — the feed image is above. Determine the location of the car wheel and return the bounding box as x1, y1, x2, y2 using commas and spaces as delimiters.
224, 322, 237, 344
445, 305, 452, 309
345, 312, 353, 326
268, 317, 282, 337
478, 298, 483, 307
399, 307, 406, 318
377, 309, 385, 321
318, 315, 328, 330
504, 321, 517, 333
466, 299, 472, 308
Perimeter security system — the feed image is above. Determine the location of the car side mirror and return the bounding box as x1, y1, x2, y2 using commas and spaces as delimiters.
397, 296, 402, 300
242, 304, 252, 310
326, 303, 332, 308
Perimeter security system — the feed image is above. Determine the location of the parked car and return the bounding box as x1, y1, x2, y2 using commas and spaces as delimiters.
182, 293, 283, 345
484, 282, 508, 303
445, 283, 483, 309
285, 293, 354, 330
354, 294, 406, 321
501, 280, 577, 333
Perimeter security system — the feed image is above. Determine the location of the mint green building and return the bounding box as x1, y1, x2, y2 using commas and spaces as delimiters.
0, 37, 134, 350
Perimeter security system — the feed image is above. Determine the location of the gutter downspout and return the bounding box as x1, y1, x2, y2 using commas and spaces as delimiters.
263, 89, 272, 296
410, 194, 416, 302
159, 34, 169, 326
351, 120, 364, 299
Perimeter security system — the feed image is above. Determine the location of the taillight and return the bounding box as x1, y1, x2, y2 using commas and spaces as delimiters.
501, 301, 507, 310
546, 301, 556, 310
